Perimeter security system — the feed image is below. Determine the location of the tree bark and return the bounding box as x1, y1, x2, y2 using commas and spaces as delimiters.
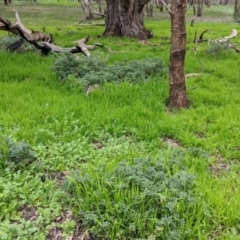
103, 0, 153, 40
169, 0, 189, 108
234, 0, 240, 22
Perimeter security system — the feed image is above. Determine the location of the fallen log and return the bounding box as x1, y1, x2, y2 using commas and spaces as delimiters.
0, 12, 103, 56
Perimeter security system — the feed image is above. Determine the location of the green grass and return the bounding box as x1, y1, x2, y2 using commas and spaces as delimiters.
1, 2, 240, 240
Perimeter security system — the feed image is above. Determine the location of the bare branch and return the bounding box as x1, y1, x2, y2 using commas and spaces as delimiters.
199, 29, 209, 41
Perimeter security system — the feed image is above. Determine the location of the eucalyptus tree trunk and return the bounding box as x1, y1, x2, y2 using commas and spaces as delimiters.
234, 0, 240, 21
104, 0, 153, 40
169, 0, 189, 108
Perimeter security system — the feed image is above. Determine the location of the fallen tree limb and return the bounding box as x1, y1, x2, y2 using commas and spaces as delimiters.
193, 29, 240, 53
216, 29, 238, 43
0, 12, 104, 56
185, 73, 202, 78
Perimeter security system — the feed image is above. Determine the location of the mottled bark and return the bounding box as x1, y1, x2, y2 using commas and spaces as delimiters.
103, 0, 153, 40
169, 0, 189, 108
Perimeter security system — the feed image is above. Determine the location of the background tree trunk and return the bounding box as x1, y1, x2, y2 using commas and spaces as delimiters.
169, 0, 189, 108
234, 0, 240, 21
81, 0, 94, 20
197, 0, 203, 16
104, 0, 152, 40
97, 0, 102, 13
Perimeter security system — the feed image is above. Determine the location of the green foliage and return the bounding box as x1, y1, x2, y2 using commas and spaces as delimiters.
205, 42, 230, 59
83, 57, 167, 85
0, 137, 36, 171
52, 53, 106, 81
53, 54, 166, 88
64, 156, 203, 239
0, 35, 21, 50
0, 35, 39, 53
0, 169, 64, 240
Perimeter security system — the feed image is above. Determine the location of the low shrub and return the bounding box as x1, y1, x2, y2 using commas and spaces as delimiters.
0, 35, 38, 53
53, 54, 167, 89
0, 36, 21, 50
52, 53, 106, 81
0, 137, 36, 171
206, 42, 230, 58
83, 57, 166, 85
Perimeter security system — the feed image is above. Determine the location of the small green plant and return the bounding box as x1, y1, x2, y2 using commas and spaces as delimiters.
64, 156, 205, 240
0, 137, 36, 171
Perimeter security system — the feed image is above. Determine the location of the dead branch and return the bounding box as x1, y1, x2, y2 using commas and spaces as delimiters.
190, 17, 195, 27
185, 73, 202, 78
213, 29, 239, 53
192, 28, 240, 53
0, 18, 19, 34
199, 29, 209, 41
193, 29, 197, 43
216, 29, 238, 43
79, 0, 105, 21
0, 13, 104, 56
194, 29, 209, 43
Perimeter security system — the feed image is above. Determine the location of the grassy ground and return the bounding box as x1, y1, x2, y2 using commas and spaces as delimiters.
1, 2, 240, 240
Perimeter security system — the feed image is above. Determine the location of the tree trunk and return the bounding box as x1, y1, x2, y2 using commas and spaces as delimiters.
97, 0, 102, 13
169, 0, 189, 108
159, 2, 164, 12
197, 0, 203, 16
104, 0, 153, 40
4, 0, 8, 5
234, 0, 240, 22
79, 0, 95, 20
149, 0, 154, 17
193, 0, 196, 15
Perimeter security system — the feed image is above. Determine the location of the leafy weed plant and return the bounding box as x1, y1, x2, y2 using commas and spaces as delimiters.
64, 154, 207, 240
0, 137, 36, 171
